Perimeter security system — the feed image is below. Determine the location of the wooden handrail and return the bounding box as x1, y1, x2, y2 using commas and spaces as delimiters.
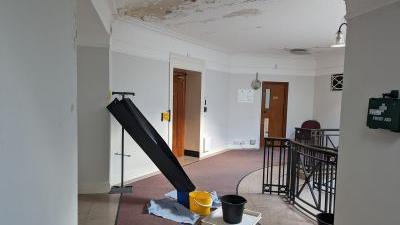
295, 127, 340, 132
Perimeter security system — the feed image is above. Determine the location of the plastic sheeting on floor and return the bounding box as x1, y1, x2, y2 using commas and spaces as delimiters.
147, 198, 200, 225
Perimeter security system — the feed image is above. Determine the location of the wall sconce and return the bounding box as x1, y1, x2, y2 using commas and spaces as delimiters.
331, 23, 347, 48
251, 73, 261, 90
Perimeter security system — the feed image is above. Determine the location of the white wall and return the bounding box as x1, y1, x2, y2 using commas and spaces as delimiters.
228, 73, 315, 148
109, 52, 232, 182
77, 46, 110, 193
77, 0, 111, 194
202, 70, 231, 155
90, 0, 114, 34
313, 51, 345, 129
335, 2, 400, 225
314, 76, 343, 129
110, 52, 169, 184
77, 0, 110, 48
0, 0, 77, 225
184, 72, 202, 152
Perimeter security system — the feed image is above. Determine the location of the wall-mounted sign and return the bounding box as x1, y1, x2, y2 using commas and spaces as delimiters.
238, 89, 255, 103
161, 110, 170, 122
367, 90, 400, 132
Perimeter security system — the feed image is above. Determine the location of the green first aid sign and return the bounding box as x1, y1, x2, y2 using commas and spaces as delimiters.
367, 98, 400, 132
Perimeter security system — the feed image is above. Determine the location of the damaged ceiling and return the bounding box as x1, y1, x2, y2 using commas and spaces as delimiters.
114, 0, 347, 53
116, 0, 267, 22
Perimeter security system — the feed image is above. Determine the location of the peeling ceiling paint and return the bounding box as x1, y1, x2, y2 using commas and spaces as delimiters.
223, 9, 261, 18
113, 0, 347, 54
117, 0, 268, 22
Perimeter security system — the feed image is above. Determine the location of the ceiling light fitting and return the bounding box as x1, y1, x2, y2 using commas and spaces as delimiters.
289, 48, 310, 55
331, 22, 347, 48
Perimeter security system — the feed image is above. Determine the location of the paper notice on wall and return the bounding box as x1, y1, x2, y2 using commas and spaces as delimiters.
238, 89, 255, 103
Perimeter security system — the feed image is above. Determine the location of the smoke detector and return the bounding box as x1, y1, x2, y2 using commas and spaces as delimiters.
289, 48, 311, 55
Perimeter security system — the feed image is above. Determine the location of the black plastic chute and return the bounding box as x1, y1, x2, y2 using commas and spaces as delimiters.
107, 98, 196, 192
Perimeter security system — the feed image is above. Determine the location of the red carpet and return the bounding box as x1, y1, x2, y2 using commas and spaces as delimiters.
116, 150, 264, 225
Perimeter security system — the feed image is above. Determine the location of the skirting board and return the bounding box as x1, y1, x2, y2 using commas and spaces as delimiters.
199, 147, 259, 159
119, 170, 161, 186
184, 149, 200, 157
200, 148, 231, 159
226, 144, 258, 150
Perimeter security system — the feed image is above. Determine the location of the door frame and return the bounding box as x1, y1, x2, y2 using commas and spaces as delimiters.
169, 53, 205, 155
259, 81, 289, 149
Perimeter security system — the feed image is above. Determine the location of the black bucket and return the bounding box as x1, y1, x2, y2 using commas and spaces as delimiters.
317, 213, 334, 225
220, 195, 247, 224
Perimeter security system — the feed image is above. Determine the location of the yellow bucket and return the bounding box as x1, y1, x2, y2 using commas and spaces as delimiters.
189, 191, 213, 216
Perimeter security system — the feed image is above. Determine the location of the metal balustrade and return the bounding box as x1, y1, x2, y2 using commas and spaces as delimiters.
262, 137, 338, 218
262, 138, 290, 195
295, 128, 340, 150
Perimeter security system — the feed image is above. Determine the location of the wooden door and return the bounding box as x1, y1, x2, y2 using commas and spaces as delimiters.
260, 82, 288, 149
172, 69, 187, 157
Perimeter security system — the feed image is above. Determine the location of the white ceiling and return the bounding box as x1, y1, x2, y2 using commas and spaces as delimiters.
113, 0, 346, 54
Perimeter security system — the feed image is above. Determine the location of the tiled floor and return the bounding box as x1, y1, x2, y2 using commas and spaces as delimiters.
242, 194, 316, 225
238, 168, 316, 225
237, 167, 275, 194
238, 167, 329, 218
78, 194, 120, 225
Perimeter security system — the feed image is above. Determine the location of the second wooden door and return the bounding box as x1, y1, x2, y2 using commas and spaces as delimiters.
260, 82, 288, 149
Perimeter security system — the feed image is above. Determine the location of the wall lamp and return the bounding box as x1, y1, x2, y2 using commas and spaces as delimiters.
331, 22, 347, 48
251, 72, 261, 90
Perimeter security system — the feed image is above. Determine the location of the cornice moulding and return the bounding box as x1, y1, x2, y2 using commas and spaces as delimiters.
345, 0, 400, 19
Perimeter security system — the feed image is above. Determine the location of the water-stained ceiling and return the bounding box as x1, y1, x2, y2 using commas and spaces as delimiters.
114, 0, 347, 53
